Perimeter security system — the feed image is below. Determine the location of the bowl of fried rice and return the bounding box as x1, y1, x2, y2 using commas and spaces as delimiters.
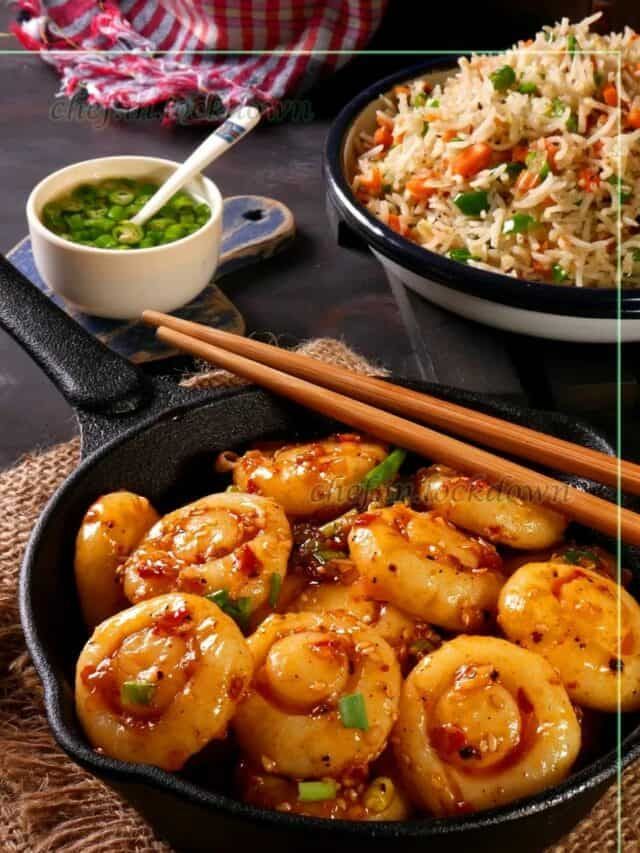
325, 14, 640, 342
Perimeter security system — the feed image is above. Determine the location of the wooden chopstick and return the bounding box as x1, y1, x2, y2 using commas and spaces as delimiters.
143, 310, 639, 496
153, 323, 640, 546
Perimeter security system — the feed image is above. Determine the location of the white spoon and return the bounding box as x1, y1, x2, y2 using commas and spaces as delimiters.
131, 105, 261, 227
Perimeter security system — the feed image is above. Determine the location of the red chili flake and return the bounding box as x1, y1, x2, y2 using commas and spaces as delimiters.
228, 675, 246, 700
335, 433, 362, 443
621, 632, 634, 655
136, 557, 177, 579
551, 568, 588, 598
517, 688, 534, 715
234, 544, 262, 577
468, 477, 490, 494
477, 541, 503, 573
352, 512, 377, 528
246, 479, 258, 494
431, 723, 468, 756
391, 507, 413, 539
80, 664, 98, 686
308, 637, 349, 661
155, 605, 192, 634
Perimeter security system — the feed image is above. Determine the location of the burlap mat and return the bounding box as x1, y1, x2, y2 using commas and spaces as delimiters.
0, 338, 637, 852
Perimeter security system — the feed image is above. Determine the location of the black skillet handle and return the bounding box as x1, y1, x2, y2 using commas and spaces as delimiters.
0, 254, 151, 415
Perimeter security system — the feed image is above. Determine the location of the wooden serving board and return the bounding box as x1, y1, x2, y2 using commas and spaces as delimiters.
8, 195, 295, 364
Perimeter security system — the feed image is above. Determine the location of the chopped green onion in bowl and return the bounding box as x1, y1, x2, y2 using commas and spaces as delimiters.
112, 221, 144, 245
40, 177, 211, 249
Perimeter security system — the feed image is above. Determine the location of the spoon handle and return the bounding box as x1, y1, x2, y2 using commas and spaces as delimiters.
131, 105, 261, 226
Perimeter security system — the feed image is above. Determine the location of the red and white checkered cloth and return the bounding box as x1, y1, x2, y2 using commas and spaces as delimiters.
12, 0, 387, 124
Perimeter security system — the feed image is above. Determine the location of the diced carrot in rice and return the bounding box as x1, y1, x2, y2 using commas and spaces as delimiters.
406, 177, 436, 201
603, 83, 618, 106
452, 143, 493, 177
373, 126, 393, 148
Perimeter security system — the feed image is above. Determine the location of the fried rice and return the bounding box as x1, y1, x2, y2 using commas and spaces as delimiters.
352, 14, 640, 288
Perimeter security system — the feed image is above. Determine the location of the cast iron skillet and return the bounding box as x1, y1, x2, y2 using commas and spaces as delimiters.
1, 253, 638, 852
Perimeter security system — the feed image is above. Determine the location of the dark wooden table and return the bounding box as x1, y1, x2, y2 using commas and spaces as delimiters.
1, 5, 637, 470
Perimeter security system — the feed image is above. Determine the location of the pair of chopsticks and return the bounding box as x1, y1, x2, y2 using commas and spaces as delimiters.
143, 310, 640, 547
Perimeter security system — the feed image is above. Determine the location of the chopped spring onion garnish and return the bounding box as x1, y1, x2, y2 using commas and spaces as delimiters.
421, 121, 429, 136
503, 214, 537, 235
426, 97, 440, 108
206, 589, 252, 631
410, 637, 440, 657
339, 692, 369, 730
360, 448, 407, 491
314, 548, 349, 565
567, 34, 579, 55
318, 509, 358, 539
453, 191, 490, 216
562, 548, 598, 565
269, 572, 282, 608
490, 65, 516, 92
121, 680, 155, 706
552, 264, 569, 283
412, 92, 427, 108
297, 780, 337, 802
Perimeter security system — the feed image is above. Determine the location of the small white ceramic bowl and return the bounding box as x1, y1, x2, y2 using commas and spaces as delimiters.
26, 156, 223, 319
